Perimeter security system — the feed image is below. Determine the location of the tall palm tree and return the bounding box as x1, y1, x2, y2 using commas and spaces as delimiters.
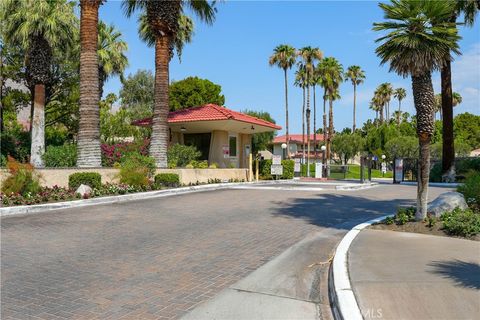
319, 57, 343, 163
440, 0, 478, 180
294, 67, 307, 164
370, 95, 382, 124
297, 47, 323, 175
1, 0, 77, 167
98, 21, 128, 99
434, 91, 462, 120
374, 0, 460, 219
345, 65, 365, 132
269, 44, 296, 158
378, 82, 393, 121
393, 87, 406, 125
123, 0, 216, 168
77, 0, 104, 167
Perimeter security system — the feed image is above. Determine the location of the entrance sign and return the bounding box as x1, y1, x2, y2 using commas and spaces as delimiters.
315, 163, 323, 178
271, 164, 283, 176
381, 162, 387, 174
294, 158, 301, 172
394, 159, 403, 183
222, 145, 229, 158
272, 154, 282, 165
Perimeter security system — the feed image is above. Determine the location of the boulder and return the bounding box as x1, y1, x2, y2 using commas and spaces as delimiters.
427, 191, 468, 217
75, 184, 93, 198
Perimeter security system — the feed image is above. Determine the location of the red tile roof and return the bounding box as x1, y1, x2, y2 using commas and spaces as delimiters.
131, 104, 281, 130
273, 134, 325, 144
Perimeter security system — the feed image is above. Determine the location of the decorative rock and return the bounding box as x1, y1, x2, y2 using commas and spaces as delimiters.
427, 191, 468, 217
75, 184, 93, 197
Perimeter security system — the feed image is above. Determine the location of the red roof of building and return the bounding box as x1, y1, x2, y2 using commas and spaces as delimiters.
131, 104, 281, 130
273, 134, 324, 144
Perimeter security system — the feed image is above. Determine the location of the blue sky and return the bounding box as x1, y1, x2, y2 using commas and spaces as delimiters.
100, 1, 480, 134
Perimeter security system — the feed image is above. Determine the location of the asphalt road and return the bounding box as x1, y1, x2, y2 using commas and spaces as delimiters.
1, 184, 450, 320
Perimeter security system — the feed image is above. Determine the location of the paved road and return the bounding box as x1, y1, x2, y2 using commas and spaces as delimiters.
1, 184, 449, 320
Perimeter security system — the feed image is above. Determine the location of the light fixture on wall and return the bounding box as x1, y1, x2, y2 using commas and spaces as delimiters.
251, 125, 255, 131
180, 126, 187, 132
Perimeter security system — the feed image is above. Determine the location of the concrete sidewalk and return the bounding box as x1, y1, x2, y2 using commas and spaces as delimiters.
349, 229, 480, 320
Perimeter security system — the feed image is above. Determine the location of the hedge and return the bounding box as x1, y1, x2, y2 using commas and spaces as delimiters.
68, 172, 102, 190
155, 173, 180, 187
258, 159, 294, 180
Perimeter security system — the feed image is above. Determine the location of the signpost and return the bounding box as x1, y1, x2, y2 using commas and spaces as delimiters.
315, 163, 323, 178
394, 158, 403, 184
271, 155, 283, 179
294, 158, 301, 177
381, 162, 387, 175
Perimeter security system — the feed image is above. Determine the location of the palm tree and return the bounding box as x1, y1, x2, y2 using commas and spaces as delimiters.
370, 95, 382, 124
374, 0, 460, 219
319, 57, 343, 163
294, 67, 307, 164
440, 0, 478, 180
297, 47, 323, 175
345, 65, 365, 132
393, 87, 406, 125
378, 82, 393, 121
123, 0, 216, 168
98, 21, 128, 99
316, 61, 329, 164
269, 44, 296, 158
434, 91, 462, 120
77, 0, 104, 167
1, 0, 77, 167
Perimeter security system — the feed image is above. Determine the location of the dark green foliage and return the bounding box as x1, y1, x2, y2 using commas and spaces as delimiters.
118, 152, 156, 187
431, 158, 480, 182
441, 208, 480, 237
301, 163, 315, 177
384, 216, 395, 225
1, 157, 41, 196
454, 113, 480, 150
68, 172, 102, 190
187, 160, 209, 169
425, 213, 437, 228
395, 207, 416, 225
0, 127, 31, 163
167, 144, 201, 168
332, 133, 365, 164
169, 76, 225, 110
457, 173, 480, 212
155, 173, 180, 188
43, 144, 77, 167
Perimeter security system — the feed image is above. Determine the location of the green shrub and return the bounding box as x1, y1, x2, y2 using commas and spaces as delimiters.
301, 163, 315, 177
68, 172, 102, 190
1, 156, 41, 196
429, 163, 442, 182
167, 144, 201, 168
258, 159, 294, 179
441, 207, 480, 237
457, 173, 480, 212
384, 216, 395, 225
43, 144, 77, 167
1, 154, 6, 167
209, 162, 218, 169
395, 206, 416, 225
155, 173, 180, 188
188, 160, 209, 169
281, 160, 294, 179
119, 152, 156, 187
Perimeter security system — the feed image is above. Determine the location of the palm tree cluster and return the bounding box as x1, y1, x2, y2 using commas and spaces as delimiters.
270, 45, 365, 174
1, 0, 217, 168
370, 83, 406, 126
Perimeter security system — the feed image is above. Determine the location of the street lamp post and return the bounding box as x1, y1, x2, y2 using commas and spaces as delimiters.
381, 154, 386, 177
321, 145, 327, 178
281, 143, 287, 160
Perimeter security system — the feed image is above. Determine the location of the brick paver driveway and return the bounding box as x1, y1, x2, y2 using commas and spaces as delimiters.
1, 184, 449, 319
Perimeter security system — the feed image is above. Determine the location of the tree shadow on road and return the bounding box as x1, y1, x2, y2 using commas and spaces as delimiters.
271, 193, 413, 230
428, 260, 480, 290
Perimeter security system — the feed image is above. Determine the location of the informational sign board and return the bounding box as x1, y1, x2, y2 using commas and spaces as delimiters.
294, 158, 301, 172
315, 163, 323, 178
394, 158, 403, 183
381, 162, 387, 174
271, 164, 283, 176
272, 154, 282, 165
222, 145, 229, 158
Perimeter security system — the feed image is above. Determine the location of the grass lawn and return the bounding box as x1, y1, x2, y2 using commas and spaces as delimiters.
301, 164, 393, 179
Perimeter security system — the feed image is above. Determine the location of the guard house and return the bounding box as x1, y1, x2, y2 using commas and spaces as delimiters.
132, 104, 281, 168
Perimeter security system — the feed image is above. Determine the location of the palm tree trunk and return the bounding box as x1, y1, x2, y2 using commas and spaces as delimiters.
77, 0, 102, 167
302, 87, 305, 166
30, 84, 45, 167
322, 89, 327, 168
313, 84, 317, 161
150, 35, 171, 168
397, 99, 401, 125
284, 68, 289, 159
441, 58, 455, 181
380, 104, 384, 124
306, 85, 311, 177
326, 98, 333, 163
412, 72, 435, 220
352, 83, 356, 132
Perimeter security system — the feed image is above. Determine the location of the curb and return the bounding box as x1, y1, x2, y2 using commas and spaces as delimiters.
0, 181, 268, 217
400, 181, 460, 187
335, 182, 378, 191
330, 214, 391, 320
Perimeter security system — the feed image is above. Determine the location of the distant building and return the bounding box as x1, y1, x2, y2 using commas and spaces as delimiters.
272, 134, 325, 160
